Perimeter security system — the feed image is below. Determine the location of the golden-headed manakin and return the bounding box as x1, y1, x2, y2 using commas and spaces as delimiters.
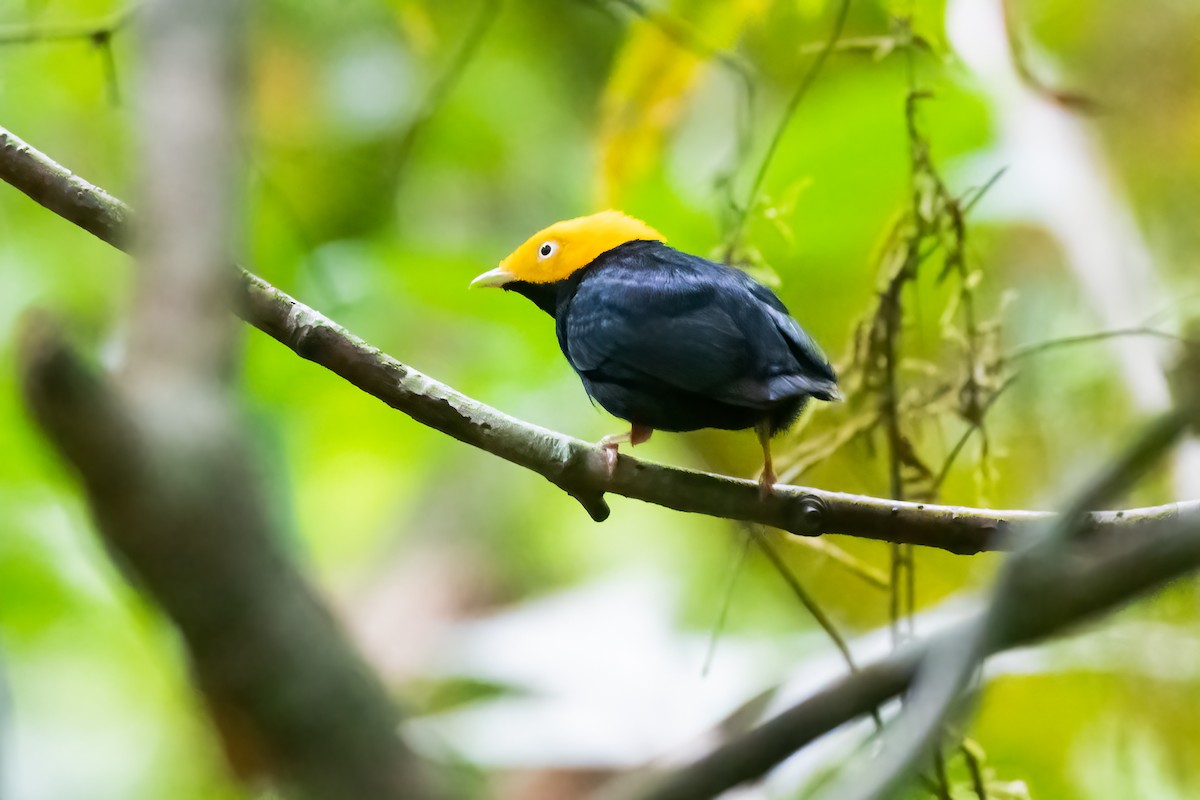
473, 210, 838, 494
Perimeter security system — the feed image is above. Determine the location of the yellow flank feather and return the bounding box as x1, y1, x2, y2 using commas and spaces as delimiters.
497, 210, 666, 284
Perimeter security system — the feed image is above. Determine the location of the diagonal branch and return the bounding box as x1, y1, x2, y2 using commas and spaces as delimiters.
0, 121, 1195, 555
0, 7, 136, 104
0, 6, 136, 46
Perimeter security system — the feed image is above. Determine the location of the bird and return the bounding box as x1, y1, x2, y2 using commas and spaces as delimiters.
471, 210, 839, 495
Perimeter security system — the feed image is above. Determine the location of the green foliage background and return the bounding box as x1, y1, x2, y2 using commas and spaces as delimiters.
1, 0, 1198, 797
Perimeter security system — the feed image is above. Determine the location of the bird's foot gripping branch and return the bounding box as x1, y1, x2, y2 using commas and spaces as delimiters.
2, 121, 1198, 556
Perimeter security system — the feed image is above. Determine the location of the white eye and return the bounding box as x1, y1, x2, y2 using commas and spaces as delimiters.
537, 241, 558, 260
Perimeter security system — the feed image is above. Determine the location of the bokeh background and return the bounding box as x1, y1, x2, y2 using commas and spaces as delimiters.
1, 0, 1199, 798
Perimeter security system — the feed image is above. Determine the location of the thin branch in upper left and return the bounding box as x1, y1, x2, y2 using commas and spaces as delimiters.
0, 5, 138, 104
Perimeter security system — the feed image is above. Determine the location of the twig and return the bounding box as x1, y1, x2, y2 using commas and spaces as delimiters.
867, 63, 1007, 639
749, 527, 860, 674
0, 6, 137, 45
797, 34, 932, 57
932, 748, 952, 800
723, 0, 851, 260
789, 534, 890, 591
959, 167, 1008, 215
0, 5, 137, 103
1001, 0, 1098, 112
778, 409, 881, 484
0, 122, 1196, 555
961, 738, 989, 799
747, 526, 886, 734
583, 0, 757, 221
881, 233, 914, 643
599, 0, 755, 79
929, 375, 1019, 496
1004, 327, 1196, 363
391, 0, 500, 185
882, 79, 930, 641
701, 532, 751, 677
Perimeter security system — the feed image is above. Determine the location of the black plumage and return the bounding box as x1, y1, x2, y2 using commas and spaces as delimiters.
505, 240, 838, 437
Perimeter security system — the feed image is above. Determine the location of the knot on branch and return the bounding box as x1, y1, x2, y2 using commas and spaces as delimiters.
572, 488, 611, 522
550, 441, 612, 522
793, 494, 828, 536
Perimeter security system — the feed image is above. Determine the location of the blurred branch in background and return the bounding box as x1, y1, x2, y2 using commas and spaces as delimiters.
748, 527, 862, 679
390, 0, 501, 192
722, 0, 850, 262
1004, 327, 1200, 364
1000, 0, 1098, 111
819, 406, 1193, 800
595, 0, 754, 72
636, 403, 1200, 800
949, 0, 1200, 500
19, 322, 437, 799
583, 0, 757, 216
0, 121, 1195, 557
11, 0, 436, 796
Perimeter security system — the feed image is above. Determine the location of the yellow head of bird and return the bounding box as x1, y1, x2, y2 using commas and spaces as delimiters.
472, 210, 665, 288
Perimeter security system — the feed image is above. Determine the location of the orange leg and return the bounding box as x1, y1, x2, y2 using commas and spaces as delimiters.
599, 423, 653, 477
756, 420, 776, 499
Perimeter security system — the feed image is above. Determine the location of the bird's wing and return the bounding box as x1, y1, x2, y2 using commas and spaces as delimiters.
564, 258, 834, 408
757, 303, 839, 400
717, 304, 839, 406
564, 266, 752, 397
740, 276, 839, 395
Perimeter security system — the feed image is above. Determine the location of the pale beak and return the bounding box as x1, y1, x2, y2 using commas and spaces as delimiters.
470, 267, 517, 289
